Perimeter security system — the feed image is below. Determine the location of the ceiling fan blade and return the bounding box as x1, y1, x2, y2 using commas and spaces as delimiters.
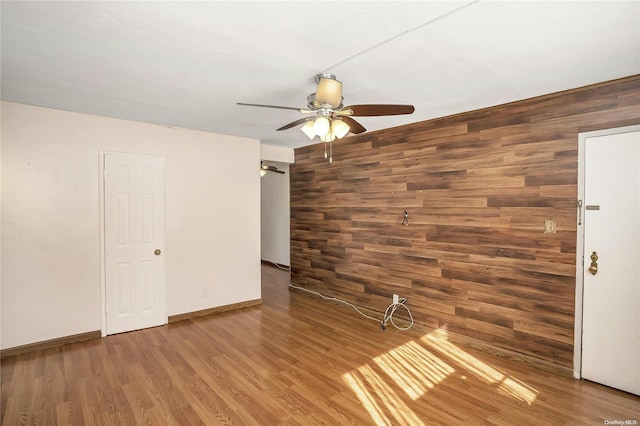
345, 104, 415, 117
262, 165, 285, 174
277, 117, 312, 131
237, 102, 310, 113
341, 116, 366, 134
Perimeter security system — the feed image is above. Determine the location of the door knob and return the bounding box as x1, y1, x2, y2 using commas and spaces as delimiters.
588, 251, 598, 275
154, 249, 162, 256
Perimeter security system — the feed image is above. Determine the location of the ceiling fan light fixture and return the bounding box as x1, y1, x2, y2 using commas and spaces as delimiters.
313, 116, 330, 136
260, 169, 267, 177
316, 75, 342, 108
331, 119, 350, 139
240, 73, 414, 163
301, 120, 316, 139
320, 129, 336, 142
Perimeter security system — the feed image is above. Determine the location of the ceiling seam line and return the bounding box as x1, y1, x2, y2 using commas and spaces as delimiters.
321, 0, 481, 74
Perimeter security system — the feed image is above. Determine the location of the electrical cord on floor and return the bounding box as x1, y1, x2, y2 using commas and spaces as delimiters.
263, 260, 414, 330
288, 284, 414, 331
381, 297, 414, 331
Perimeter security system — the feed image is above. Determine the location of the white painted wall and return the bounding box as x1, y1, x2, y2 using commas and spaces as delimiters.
260, 161, 290, 266
0, 102, 3, 345
261, 144, 294, 163
0, 101, 261, 350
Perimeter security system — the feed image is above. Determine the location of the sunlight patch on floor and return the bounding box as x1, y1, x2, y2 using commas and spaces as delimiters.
343, 328, 541, 424
374, 340, 454, 400
422, 330, 539, 405
342, 368, 391, 426
421, 332, 505, 384
498, 376, 538, 405
343, 364, 426, 426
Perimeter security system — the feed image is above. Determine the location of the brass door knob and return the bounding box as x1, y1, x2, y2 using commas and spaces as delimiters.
154, 249, 162, 256
588, 251, 598, 275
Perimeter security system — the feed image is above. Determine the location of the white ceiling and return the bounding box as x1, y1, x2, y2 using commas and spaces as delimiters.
2, 1, 639, 149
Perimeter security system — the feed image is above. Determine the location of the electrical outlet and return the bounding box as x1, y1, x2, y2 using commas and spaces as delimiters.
203, 289, 208, 298
544, 219, 556, 234
393, 294, 399, 305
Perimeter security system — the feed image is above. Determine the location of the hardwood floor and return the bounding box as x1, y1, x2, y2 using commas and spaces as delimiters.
2, 264, 639, 425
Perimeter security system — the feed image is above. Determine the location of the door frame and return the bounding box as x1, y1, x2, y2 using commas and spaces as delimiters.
573, 124, 640, 378
99, 151, 168, 336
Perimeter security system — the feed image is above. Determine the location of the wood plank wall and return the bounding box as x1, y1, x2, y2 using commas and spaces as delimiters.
290, 75, 640, 369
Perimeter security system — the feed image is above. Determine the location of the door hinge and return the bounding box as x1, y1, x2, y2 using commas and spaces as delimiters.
577, 199, 583, 225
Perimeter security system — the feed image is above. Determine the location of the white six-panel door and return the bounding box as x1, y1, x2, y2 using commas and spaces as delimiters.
104, 153, 166, 335
581, 129, 640, 396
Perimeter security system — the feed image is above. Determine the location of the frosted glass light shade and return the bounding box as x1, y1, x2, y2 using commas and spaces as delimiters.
260, 169, 267, 177
313, 116, 330, 136
331, 119, 350, 139
320, 130, 335, 142
301, 121, 316, 139
316, 77, 342, 108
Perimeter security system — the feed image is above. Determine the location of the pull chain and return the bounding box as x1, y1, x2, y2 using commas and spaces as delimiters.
329, 141, 333, 163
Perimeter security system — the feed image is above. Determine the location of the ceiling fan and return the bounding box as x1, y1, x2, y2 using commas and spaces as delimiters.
260, 161, 285, 177
238, 73, 414, 161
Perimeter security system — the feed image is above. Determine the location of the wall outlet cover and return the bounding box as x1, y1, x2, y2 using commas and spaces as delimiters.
544, 219, 557, 234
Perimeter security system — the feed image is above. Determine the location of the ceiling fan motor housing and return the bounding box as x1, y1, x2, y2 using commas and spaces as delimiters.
314, 73, 343, 109
307, 93, 343, 111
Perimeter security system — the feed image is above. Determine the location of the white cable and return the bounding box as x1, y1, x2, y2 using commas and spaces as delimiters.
289, 284, 380, 322
289, 284, 413, 331
264, 261, 413, 330
272, 263, 290, 271
321, 1, 480, 73
382, 298, 414, 331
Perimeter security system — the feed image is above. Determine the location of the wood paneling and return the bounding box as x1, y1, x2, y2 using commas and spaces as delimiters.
2, 265, 639, 424
291, 75, 640, 369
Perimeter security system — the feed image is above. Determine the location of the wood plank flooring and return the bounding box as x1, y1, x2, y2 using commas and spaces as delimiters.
2, 264, 639, 425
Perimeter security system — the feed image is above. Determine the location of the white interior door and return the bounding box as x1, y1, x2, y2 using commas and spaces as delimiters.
104, 153, 166, 335
581, 129, 640, 396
